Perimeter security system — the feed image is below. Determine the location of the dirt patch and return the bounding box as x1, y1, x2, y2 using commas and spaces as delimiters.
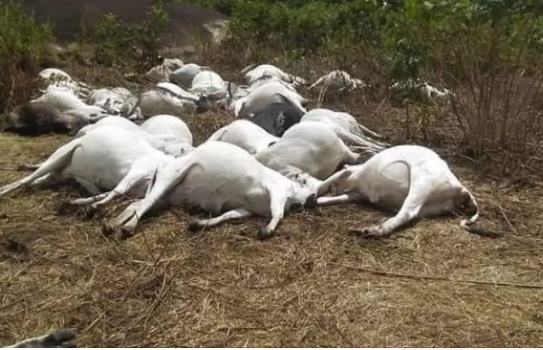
1, 68, 543, 347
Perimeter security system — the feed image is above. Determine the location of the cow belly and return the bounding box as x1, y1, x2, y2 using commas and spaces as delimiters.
168, 168, 270, 215
63, 148, 138, 193
366, 162, 410, 211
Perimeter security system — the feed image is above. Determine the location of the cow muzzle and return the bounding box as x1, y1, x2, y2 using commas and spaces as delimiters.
304, 194, 318, 209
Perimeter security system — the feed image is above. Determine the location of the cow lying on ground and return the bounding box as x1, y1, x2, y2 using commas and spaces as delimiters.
19, 115, 192, 171
3, 102, 100, 136
207, 119, 279, 154
77, 115, 192, 157
255, 121, 360, 180
170, 63, 211, 88
87, 87, 137, 116
104, 141, 320, 239
132, 84, 212, 119
301, 108, 384, 140
242, 64, 306, 88
0, 126, 172, 203
316, 145, 499, 238
190, 71, 227, 101
234, 81, 307, 118
244, 101, 306, 137
5, 329, 76, 348
32, 90, 104, 114
308, 70, 366, 92
140, 114, 193, 152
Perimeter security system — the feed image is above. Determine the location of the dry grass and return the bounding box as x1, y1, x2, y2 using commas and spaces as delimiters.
1, 73, 543, 347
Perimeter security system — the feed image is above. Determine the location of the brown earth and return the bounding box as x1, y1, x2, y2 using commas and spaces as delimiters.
22, 0, 228, 48
1, 65, 543, 347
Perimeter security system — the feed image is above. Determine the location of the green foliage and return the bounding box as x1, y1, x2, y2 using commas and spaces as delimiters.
188, 0, 543, 156
0, 1, 53, 114
91, 0, 170, 67
0, 0, 52, 67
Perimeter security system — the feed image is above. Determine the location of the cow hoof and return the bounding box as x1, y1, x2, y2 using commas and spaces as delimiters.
304, 194, 318, 209
187, 220, 202, 232
257, 227, 274, 240
120, 226, 135, 240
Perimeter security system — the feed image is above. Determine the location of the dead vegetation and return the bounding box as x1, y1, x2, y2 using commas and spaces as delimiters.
1, 78, 543, 346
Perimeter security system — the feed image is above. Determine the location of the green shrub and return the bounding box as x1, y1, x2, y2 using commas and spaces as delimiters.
0, 0, 53, 114
187, 0, 543, 160
90, 0, 170, 68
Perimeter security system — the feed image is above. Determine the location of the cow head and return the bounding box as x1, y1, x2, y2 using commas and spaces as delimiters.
280, 166, 322, 209
318, 166, 355, 196
453, 188, 478, 217
162, 142, 194, 158
195, 94, 212, 113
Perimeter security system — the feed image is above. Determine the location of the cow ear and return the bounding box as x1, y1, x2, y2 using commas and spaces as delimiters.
275, 92, 289, 105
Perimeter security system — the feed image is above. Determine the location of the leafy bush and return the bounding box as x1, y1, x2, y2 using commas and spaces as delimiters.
0, 0, 53, 114
89, 0, 170, 68
190, 0, 543, 160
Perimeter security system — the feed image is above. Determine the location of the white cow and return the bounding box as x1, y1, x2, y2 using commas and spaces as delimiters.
316, 145, 494, 237
255, 121, 360, 180
390, 79, 453, 101
31, 90, 109, 126
190, 71, 227, 101
144, 58, 184, 82
0, 126, 172, 204
247, 76, 297, 92
156, 82, 203, 102
207, 119, 279, 154
22, 115, 191, 172
87, 87, 137, 116
140, 114, 193, 152
145, 65, 172, 82
37, 68, 91, 100
170, 63, 211, 87
308, 70, 367, 92
162, 58, 184, 71
77, 115, 138, 131
105, 141, 320, 239
234, 81, 307, 118
32, 90, 102, 113
38, 68, 72, 82
76, 116, 191, 156
132, 85, 211, 119
243, 64, 306, 88
301, 108, 386, 150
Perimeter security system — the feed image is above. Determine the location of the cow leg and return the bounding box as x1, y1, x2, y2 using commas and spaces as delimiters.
351, 179, 431, 238
356, 124, 384, 140
332, 126, 385, 152
0, 140, 79, 197
317, 194, 356, 206
317, 168, 353, 196
187, 209, 252, 231
258, 182, 289, 240
70, 192, 109, 206
29, 173, 61, 188
115, 158, 196, 236
71, 164, 151, 207
17, 162, 42, 171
